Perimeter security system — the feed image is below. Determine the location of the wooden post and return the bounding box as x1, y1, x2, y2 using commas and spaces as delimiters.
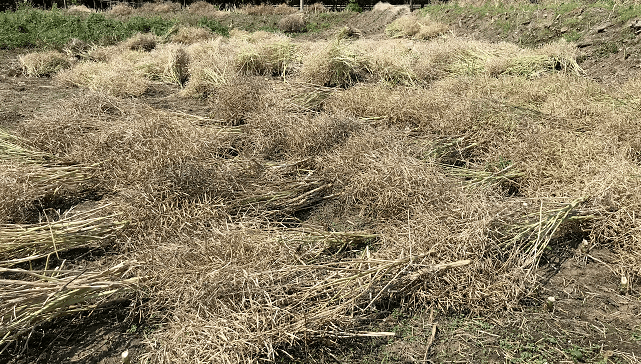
300, 0, 303, 12
409, 0, 413, 12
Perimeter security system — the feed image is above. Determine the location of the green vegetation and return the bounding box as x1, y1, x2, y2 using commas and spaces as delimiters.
196, 16, 229, 36
0, 6, 176, 48
345, 0, 363, 13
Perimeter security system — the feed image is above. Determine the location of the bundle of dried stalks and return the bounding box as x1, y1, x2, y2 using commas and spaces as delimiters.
278, 82, 336, 112
241, 3, 297, 15
208, 77, 265, 125
0, 261, 140, 345
278, 13, 307, 33
0, 162, 98, 224
356, 39, 418, 86
66, 4, 93, 14
306, 2, 327, 13
124, 33, 158, 52
0, 205, 127, 266
170, 26, 214, 44
18, 93, 241, 214
385, 14, 448, 40
0, 129, 50, 164
181, 38, 236, 97
56, 59, 150, 97
19, 51, 72, 77
300, 40, 370, 87
188, 1, 223, 17
138, 44, 190, 86
138, 1, 181, 14
236, 38, 298, 76
108, 2, 133, 16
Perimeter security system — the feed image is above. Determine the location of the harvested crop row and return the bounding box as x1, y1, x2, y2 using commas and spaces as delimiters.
0, 261, 141, 346
15, 30, 582, 96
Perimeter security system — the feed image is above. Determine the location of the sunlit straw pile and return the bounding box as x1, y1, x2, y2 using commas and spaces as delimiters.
5, 14, 641, 363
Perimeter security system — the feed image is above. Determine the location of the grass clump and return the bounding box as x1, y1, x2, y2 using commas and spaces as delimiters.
18, 50, 72, 77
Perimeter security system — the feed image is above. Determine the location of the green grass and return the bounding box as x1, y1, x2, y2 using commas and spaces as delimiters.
0, 6, 176, 49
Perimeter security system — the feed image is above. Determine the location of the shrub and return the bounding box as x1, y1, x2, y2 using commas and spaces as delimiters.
278, 13, 307, 33
345, 1, 363, 13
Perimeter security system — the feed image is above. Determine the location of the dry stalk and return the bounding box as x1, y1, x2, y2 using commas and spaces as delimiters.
0, 261, 140, 347
0, 205, 128, 266
0, 129, 50, 164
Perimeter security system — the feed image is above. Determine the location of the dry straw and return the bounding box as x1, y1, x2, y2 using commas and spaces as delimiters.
385, 14, 448, 40
236, 37, 298, 77
170, 26, 214, 45
240, 3, 298, 15
0, 205, 127, 266
19, 51, 72, 77
0, 261, 140, 346
300, 40, 370, 87
188, 1, 224, 17
0, 129, 50, 164
278, 13, 307, 33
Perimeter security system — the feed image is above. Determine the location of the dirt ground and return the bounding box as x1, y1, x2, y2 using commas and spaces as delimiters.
1, 7, 641, 363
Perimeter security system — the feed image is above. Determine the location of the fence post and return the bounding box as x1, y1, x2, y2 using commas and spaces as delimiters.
300, 0, 303, 11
